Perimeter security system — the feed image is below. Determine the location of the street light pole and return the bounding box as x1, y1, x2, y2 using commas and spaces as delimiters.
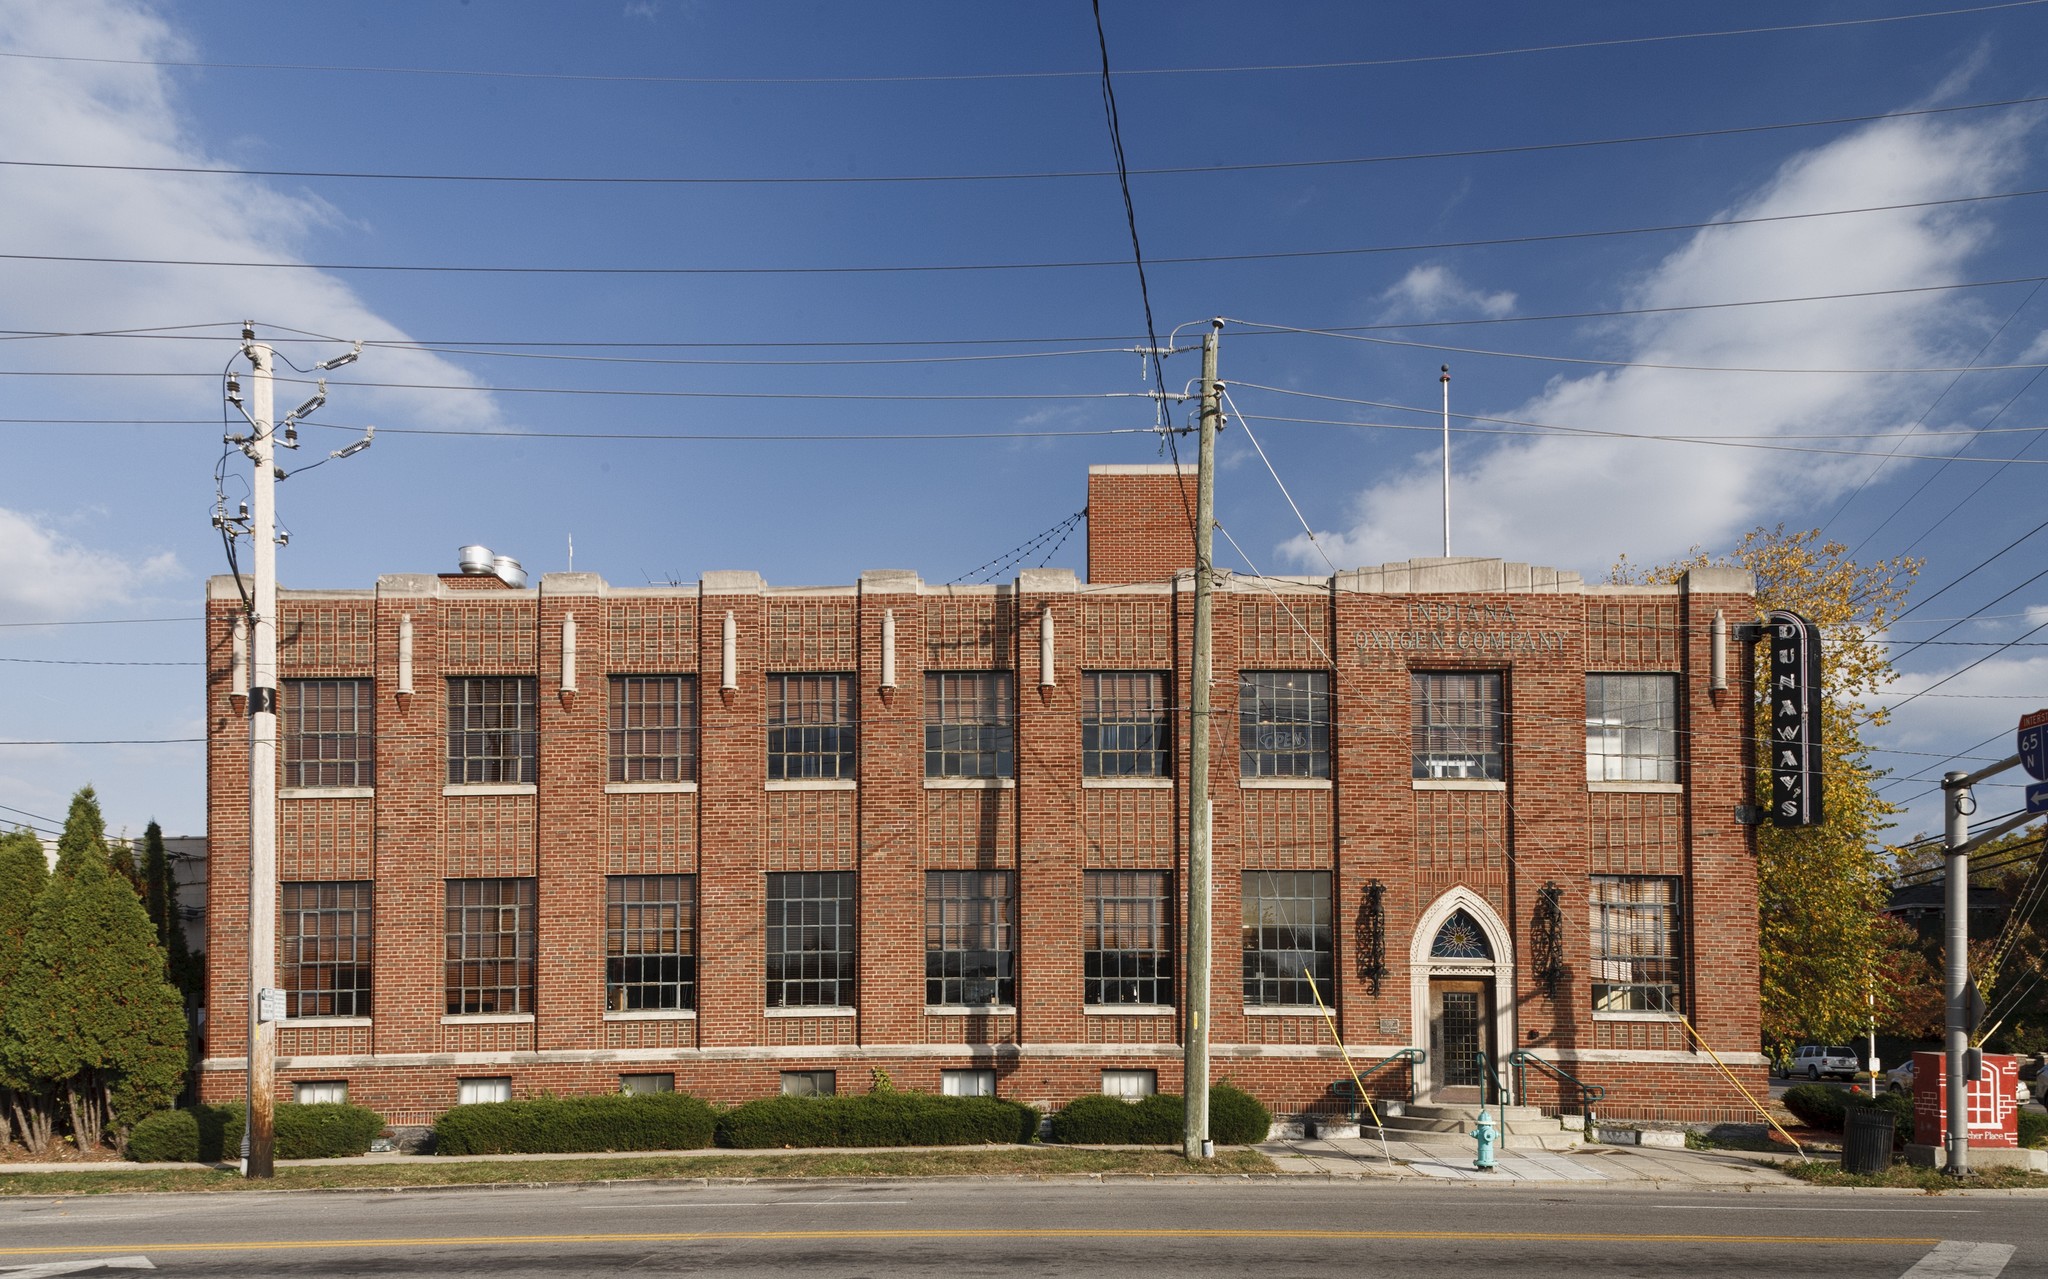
1942, 770, 1971, 1179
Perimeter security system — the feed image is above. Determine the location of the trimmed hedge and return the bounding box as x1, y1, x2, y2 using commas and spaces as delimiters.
1781, 1083, 1850, 1130
713, 1092, 1039, 1149
1047, 1083, 1270, 1146
2020, 1108, 2046, 1150
435, 1092, 717, 1156
125, 1102, 384, 1162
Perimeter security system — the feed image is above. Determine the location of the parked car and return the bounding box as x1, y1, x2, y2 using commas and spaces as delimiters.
1783, 1044, 1859, 1080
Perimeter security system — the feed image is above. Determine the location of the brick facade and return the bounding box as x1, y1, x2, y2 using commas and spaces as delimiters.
203, 464, 1765, 1125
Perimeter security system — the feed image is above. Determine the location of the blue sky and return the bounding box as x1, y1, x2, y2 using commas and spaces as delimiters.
2, 0, 2045, 848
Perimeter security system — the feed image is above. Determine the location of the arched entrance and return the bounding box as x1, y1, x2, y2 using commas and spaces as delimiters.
1409, 888, 1515, 1104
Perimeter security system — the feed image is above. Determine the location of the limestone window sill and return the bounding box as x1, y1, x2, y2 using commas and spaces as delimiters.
765, 1006, 856, 1018
1243, 1005, 1323, 1016
442, 783, 537, 797
280, 786, 374, 800
604, 780, 699, 794
923, 777, 1016, 790
765, 778, 857, 791
281, 1016, 372, 1027
1240, 777, 1332, 790
440, 1013, 535, 1025
604, 1009, 698, 1021
1411, 778, 1506, 791
1083, 777, 1173, 789
1587, 780, 1684, 794
924, 1005, 1016, 1017
1083, 1004, 1174, 1017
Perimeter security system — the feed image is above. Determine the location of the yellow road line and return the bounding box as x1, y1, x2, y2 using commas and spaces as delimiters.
0, 1228, 1943, 1257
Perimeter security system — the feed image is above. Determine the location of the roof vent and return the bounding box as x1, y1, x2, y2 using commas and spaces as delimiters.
490, 556, 527, 589
456, 545, 526, 588
458, 545, 494, 575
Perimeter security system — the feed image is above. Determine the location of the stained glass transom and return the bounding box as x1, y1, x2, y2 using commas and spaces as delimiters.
1430, 910, 1493, 960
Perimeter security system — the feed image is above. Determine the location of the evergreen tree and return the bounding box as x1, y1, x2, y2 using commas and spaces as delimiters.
5, 791, 186, 1150
54, 786, 110, 878
141, 822, 171, 948
0, 828, 54, 1150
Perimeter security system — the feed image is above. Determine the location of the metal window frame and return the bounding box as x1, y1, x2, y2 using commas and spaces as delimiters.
605, 874, 697, 1011
1081, 670, 1170, 778
1584, 673, 1680, 783
1239, 671, 1331, 779
923, 670, 1015, 778
1241, 869, 1332, 1007
280, 880, 372, 1017
924, 869, 1015, 1006
445, 676, 538, 784
444, 877, 536, 1015
1589, 874, 1685, 1014
1410, 670, 1504, 780
766, 672, 856, 780
608, 674, 699, 783
1083, 869, 1175, 1006
765, 870, 856, 1008
282, 678, 375, 788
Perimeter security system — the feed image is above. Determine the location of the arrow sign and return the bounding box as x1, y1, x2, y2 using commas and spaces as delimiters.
2027, 780, 2048, 816
2020, 709, 2048, 782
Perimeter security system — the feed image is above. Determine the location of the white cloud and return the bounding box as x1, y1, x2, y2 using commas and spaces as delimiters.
1377, 264, 1516, 321
0, 0, 505, 432
0, 506, 178, 618
1284, 108, 2032, 574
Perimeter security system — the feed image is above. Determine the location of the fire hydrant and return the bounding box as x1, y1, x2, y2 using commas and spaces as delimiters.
1473, 1104, 1499, 1171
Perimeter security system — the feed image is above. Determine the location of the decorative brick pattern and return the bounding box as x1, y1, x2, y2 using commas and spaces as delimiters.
278, 795, 373, 879
763, 1016, 856, 1046
764, 790, 855, 871
924, 597, 1012, 668
1415, 790, 1507, 871
607, 604, 697, 670
1241, 1015, 1327, 1044
1083, 1016, 1174, 1043
923, 789, 1015, 868
1586, 600, 1681, 669
1589, 791, 1684, 874
440, 1021, 534, 1053
440, 604, 536, 670
278, 605, 374, 673
1593, 1019, 1686, 1052
1238, 596, 1331, 666
767, 598, 856, 668
1079, 787, 1175, 868
1241, 788, 1333, 869
605, 791, 697, 874
1081, 597, 1172, 665
605, 1018, 698, 1051
277, 1023, 371, 1056
442, 792, 536, 877
923, 1014, 1018, 1044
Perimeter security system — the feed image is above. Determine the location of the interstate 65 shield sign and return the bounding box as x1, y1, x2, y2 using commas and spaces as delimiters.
2020, 708, 2048, 783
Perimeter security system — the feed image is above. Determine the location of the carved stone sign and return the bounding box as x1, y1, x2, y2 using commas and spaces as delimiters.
1355, 600, 1571, 663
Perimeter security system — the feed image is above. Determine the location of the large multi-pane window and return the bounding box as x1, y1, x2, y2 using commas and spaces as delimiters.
1591, 876, 1684, 1014
1082, 671, 1170, 778
924, 672, 1014, 778
1411, 671, 1504, 780
1585, 674, 1680, 783
1242, 870, 1331, 1007
766, 871, 855, 1008
925, 870, 1014, 1007
446, 677, 538, 784
1239, 672, 1330, 778
609, 675, 698, 783
445, 878, 535, 1015
283, 679, 374, 788
767, 674, 856, 780
1084, 870, 1174, 1006
281, 880, 371, 1017
605, 875, 696, 1011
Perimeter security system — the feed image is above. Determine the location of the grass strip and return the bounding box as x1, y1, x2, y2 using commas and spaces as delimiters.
1782, 1160, 2048, 1191
0, 1146, 1275, 1196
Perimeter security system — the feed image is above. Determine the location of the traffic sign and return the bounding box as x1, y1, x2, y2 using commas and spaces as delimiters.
2020, 708, 2048, 781
2028, 780, 2048, 816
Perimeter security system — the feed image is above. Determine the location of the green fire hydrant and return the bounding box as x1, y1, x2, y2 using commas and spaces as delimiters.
1473, 1104, 1499, 1171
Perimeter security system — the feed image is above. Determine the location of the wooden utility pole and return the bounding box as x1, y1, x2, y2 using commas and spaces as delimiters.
1184, 319, 1221, 1160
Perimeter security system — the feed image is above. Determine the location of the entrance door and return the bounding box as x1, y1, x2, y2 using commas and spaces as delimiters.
1428, 978, 1492, 1102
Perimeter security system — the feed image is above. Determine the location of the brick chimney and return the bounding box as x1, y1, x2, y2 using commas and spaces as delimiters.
1086, 464, 1197, 585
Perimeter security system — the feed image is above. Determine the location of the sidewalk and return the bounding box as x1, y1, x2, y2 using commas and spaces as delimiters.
1257, 1132, 1806, 1185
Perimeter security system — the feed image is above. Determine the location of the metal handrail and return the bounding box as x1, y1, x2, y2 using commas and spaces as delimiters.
1507, 1049, 1607, 1132
1334, 1047, 1426, 1113
1473, 1051, 1503, 1105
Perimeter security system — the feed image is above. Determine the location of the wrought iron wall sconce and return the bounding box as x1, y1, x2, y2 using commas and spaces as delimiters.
1533, 880, 1566, 998
1358, 879, 1387, 995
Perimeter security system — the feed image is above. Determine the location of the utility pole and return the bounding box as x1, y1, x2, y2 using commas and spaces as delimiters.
243, 328, 279, 1179
1439, 364, 1451, 557
221, 325, 370, 1179
1184, 318, 1221, 1161
1941, 770, 1973, 1178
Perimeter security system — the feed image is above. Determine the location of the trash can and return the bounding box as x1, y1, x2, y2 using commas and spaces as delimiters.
1842, 1106, 1896, 1174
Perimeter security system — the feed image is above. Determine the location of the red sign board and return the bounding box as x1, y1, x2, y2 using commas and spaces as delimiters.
1910, 1050, 2019, 1147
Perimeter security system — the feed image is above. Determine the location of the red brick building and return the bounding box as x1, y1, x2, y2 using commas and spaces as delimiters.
202, 464, 1766, 1125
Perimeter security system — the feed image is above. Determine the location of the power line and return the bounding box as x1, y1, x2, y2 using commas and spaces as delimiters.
3, 2, 2034, 82
8, 94, 2042, 187
5, 186, 2040, 277
0, 615, 199, 628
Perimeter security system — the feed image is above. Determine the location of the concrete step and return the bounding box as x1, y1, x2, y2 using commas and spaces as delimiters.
1398, 1103, 1548, 1124
1378, 1127, 1585, 1152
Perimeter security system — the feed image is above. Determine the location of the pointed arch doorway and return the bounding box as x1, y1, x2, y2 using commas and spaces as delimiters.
1410, 889, 1515, 1104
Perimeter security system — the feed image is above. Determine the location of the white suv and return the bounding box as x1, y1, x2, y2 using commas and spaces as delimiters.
1784, 1044, 1859, 1080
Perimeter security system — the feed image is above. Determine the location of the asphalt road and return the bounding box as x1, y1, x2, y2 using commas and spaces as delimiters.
1, 1179, 2039, 1279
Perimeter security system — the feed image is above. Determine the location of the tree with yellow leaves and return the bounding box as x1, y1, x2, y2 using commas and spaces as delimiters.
1615, 527, 1918, 1049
